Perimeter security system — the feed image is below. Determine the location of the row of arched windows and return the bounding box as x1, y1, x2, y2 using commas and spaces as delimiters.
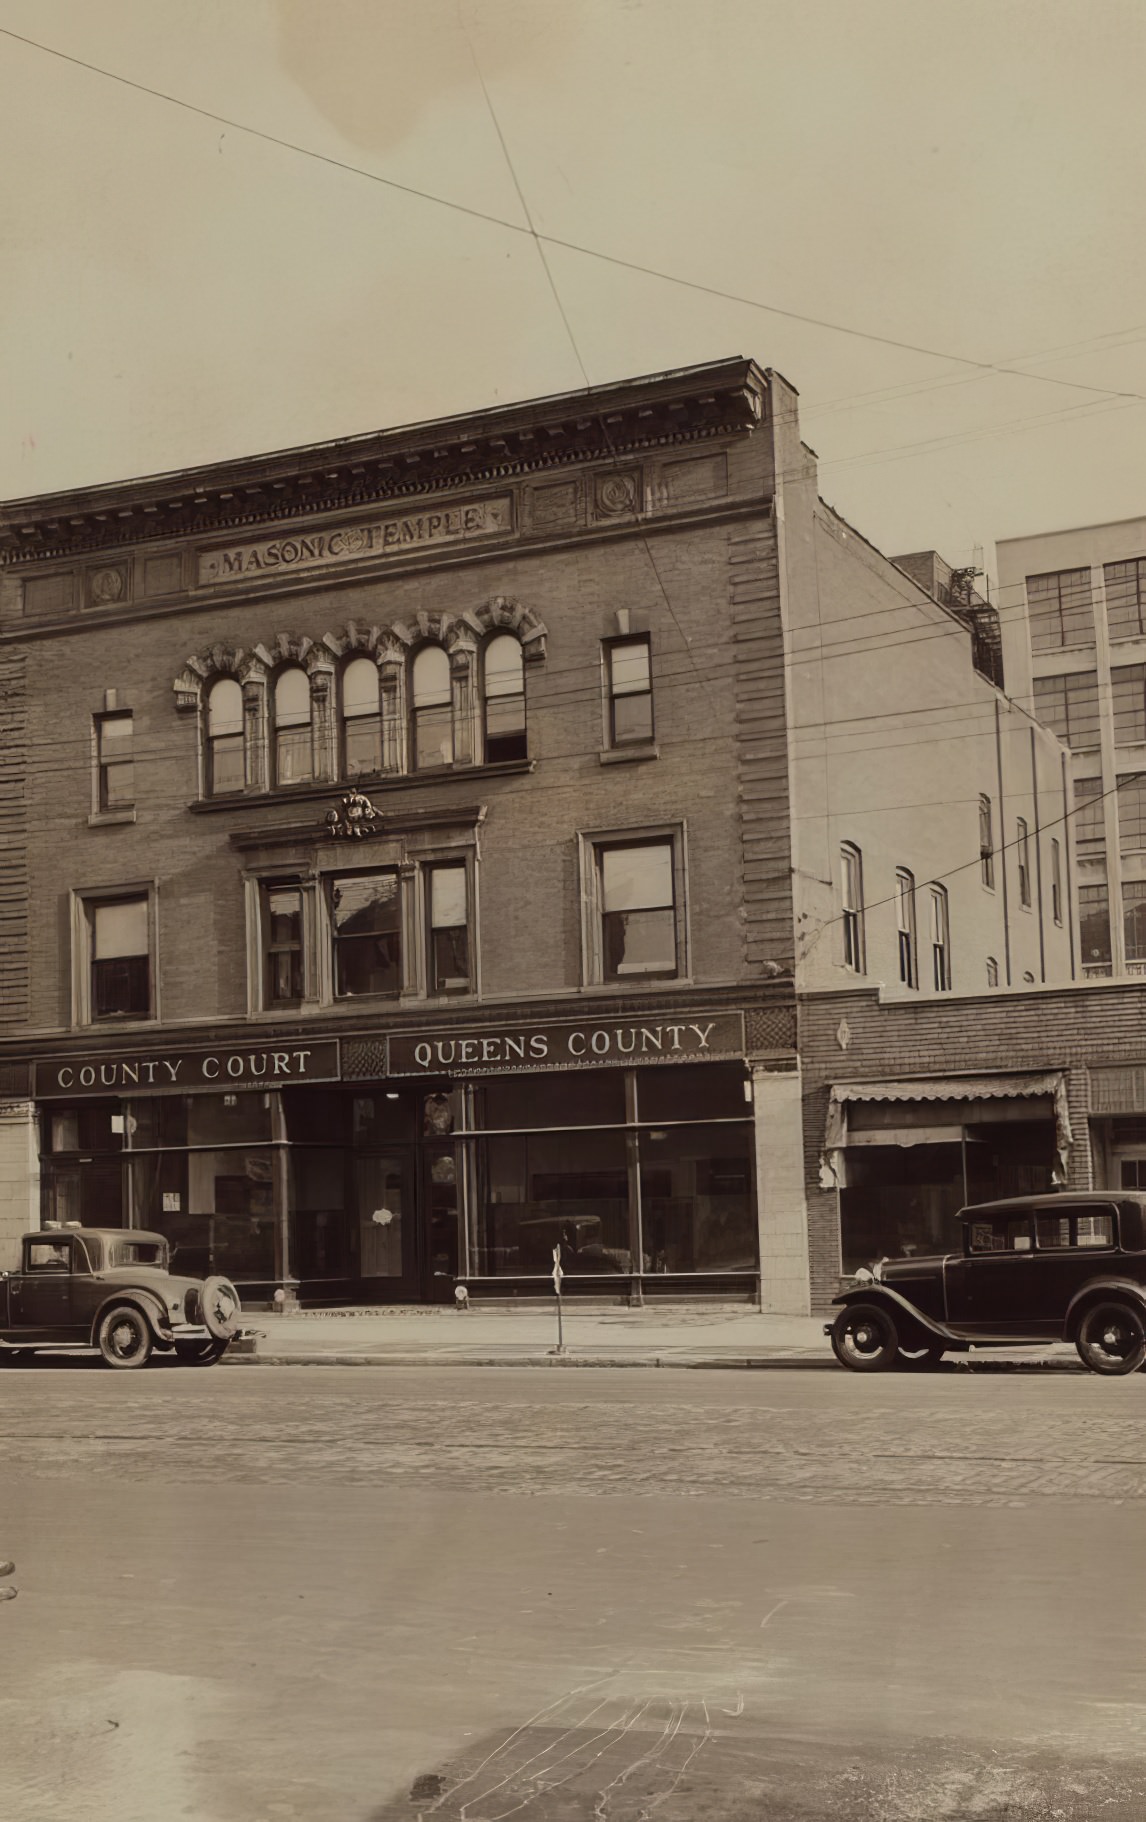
203, 635, 527, 795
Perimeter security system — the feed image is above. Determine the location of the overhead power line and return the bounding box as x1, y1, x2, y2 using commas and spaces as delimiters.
3, 22, 1146, 411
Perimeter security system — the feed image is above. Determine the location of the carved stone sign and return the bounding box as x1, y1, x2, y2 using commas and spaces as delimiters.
388, 1012, 746, 1076
198, 495, 514, 585
35, 1040, 340, 1099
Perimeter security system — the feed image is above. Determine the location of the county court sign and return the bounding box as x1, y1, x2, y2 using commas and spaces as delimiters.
34, 1041, 340, 1099
388, 1012, 745, 1075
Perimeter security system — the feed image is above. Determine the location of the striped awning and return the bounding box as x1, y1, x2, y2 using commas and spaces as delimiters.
821, 1071, 1072, 1185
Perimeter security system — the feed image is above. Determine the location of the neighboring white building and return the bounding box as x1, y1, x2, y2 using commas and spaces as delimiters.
998, 515, 1146, 979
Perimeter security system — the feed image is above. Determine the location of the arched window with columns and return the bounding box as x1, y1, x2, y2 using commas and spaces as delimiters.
411, 646, 453, 770
274, 666, 314, 786
206, 676, 245, 795
483, 634, 526, 762
342, 656, 382, 778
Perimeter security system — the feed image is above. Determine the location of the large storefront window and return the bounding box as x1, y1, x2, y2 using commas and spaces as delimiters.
41, 1100, 125, 1228
467, 1064, 756, 1282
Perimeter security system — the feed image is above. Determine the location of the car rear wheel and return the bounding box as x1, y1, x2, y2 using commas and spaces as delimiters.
174, 1338, 229, 1367
830, 1302, 899, 1372
1075, 1301, 1146, 1377
97, 1305, 154, 1370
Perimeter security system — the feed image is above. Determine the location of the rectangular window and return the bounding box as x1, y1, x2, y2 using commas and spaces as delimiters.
895, 867, 917, 987
427, 862, 471, 996
1079, 882, 1112, 970
1104, 558, 1146, 641
606, 638, 653, 746
1118, 777, 1146, 852
1074, 778, 1106, 854
598, 840, 677, 979
929, 884, 951, 990
329, 872, 401, 998
95, 711, 134, 811
841, 844, 865, 972
89, 895, 151, 1020
1112, 664, 1146, 745
979, 795, 994, 888
1026, 568, 1093, 651
986, 956, 999, 987
1051, 838, 1062, 925
1124, 882, 1146, 963
261, 883, 305, 1005
1016, 818, 1031, 908
1033, 673, 1101, 749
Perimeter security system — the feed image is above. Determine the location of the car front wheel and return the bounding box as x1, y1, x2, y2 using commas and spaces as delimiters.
830, 1302, 899, 1372
97, 1305, 154, 1370
1075, 1301, 1146, 1377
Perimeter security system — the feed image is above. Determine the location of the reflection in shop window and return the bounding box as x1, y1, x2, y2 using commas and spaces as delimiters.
330, 872, 401, 997
128, 1145, 277, 1284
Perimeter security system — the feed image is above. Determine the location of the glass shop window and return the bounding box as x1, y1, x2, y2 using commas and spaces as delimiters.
474, 1070, 626, 1132
634, 1063, 749, 1124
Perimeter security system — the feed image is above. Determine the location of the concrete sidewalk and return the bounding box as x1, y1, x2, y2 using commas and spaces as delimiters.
226, 1304, 1084, 1371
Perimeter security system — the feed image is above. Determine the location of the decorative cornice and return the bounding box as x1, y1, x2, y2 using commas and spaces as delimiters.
0, 359, 767, 565
229, 801, 487, 852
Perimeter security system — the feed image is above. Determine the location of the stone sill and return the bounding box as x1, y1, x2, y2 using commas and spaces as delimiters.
599, 743, 659, 766
87, 808, 136, 828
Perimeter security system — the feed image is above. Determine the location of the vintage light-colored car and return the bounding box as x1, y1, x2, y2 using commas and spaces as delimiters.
0, 1225, 243, 1369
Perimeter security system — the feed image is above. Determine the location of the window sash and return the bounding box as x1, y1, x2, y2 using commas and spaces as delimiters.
607, 640, 653, 747
1104, 560, 1146, 640
1051, 839, 1062, 923
428, 862, 471, 993
979, 797, 994, 887
1124, 883, 1146, 962
97, 714, 134, 811
1079, 884, 1112, 966
1017, 821, 1031, 906
1112, 665, 1146, 745
262, 886, 305, 1005
330, 873, 401, 999
1027, 568, 1092, 651
930, 888, 950, 990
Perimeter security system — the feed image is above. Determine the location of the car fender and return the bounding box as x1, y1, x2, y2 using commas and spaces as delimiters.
1063, 1277, 1146, 1340
89, 1288, 172, 1348
831, 1283, 957, 1346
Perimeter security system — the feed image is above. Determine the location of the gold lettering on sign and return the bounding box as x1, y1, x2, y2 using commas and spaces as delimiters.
198, 496, 514, 585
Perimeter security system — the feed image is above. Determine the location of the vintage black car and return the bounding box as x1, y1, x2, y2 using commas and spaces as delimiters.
828, 1193, 1146, 1376
0, 1225, 243, 1369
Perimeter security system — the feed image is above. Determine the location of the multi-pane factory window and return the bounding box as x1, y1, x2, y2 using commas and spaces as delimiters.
1104, 558, 1146, 641
1112, 664, 1146, 746
1079, 883, 1112, 970
1117, 777, 1146, 853
1073, 778, 1106, 854
1124, 882, 1146, 965
1026, 568, 1093, 651
1032, 673, 1101, 749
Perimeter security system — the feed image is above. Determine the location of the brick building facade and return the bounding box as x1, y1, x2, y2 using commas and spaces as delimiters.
0, 357, 1084, 1311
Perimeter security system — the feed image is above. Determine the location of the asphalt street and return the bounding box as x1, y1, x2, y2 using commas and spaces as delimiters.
3, 1362, 1146, 1821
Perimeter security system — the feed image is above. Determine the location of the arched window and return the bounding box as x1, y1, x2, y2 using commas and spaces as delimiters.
206, 677, 244, 795
483, 634, 526, 762
274, 667, 313, 786
411, 646, 453, 771
342, 656, 382, 777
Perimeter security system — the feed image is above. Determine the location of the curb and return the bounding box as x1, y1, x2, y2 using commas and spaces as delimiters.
221, 1349, 1088, 1372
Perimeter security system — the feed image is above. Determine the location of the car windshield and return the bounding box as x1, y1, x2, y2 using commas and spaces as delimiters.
106, 1238, 169, 1269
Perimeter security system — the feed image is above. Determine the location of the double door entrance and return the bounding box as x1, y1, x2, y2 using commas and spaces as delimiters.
295, 1138, 461, 1304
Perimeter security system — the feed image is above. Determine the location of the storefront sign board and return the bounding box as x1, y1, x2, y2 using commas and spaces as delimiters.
35, 1040, 340, 1099
388, 1012, 745, 1075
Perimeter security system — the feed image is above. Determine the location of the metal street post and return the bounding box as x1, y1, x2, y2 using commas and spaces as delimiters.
549, 1244, 566, 1356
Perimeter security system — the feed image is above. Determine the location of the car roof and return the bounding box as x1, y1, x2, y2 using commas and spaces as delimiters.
958, 1194, 1145, 1219
22, 1227, 168, 1245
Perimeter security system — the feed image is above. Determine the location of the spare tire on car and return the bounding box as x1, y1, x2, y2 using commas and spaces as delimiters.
198, 1276, 242, 1342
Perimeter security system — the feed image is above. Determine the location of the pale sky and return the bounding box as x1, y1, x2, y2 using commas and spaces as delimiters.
2, 0, 1144, 593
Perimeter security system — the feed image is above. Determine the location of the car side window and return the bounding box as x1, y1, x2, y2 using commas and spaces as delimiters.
1034, 1209, 1115, 1250
968, 1219, 1032, 1254
26, 1241, 71, 1272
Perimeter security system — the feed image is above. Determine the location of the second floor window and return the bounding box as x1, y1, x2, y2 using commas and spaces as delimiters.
841, 844, 865, 972
1026, 568, 1092, 651
95, 711, 134, 811
427, 863, 471, 995
895, 867, 917, 987
599, 840, 677, 979
412, 646, 453, 771
342, 657, 382, 777
929, 885, 951, 991
606, 637, 653, 745
329, 872, 401, 998
483, 635, 526, 762
207, 678, 244, 795
979, 795, 994, 888
1017, 818, 1032, 908
274, 667, 313, 786
262, 884, 305, 1005
90, 896, 151, 1020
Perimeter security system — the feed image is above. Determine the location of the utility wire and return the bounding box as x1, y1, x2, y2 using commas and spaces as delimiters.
3, 21, 1146, 411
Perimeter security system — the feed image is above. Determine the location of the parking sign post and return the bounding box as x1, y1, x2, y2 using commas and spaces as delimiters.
549, 1244, 566, 1357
